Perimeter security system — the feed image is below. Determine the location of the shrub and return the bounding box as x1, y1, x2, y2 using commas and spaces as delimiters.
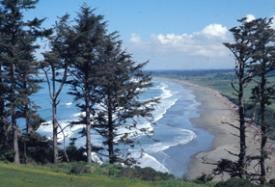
97, 165, 174, 181
270, 178, 275, 187
69, 163, 91, 175
0, 149, 14, 162
116, 166, 173, 181
194, 173, 213, 184
215, 178, 258, 187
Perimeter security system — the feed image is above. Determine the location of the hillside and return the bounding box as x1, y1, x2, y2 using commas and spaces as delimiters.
0, 162, 211, 187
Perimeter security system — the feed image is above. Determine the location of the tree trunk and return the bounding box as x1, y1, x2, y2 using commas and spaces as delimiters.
13, 125, 20, 164
85, 96, 92, 163
11, 63, 20, 164
23, 76, 31, 135
23, 121, 29, 163
23, 76, 30, 163
238, 64, 246, 178
52, 101, 59, 163
52, 66, 59, 164
0, 64, 4, 127
259, 70, 267, 184
0, 64, 6, 146
107, 95, 114, 164
12, 104, 20, 164
25, 105, 32, 133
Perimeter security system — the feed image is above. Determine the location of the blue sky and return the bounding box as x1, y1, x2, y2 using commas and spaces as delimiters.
26, 0, 275, 70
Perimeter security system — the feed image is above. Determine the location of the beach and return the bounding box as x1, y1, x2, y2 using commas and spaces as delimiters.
37, 77, 213, 176
36, 76, 275, 180
168, 78, 275, 181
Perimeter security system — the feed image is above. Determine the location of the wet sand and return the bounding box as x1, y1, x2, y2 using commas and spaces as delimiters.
167, 78, 275, 181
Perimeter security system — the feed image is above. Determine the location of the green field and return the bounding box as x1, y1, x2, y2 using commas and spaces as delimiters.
182, 72, 275, 111
0, 162, 211, 187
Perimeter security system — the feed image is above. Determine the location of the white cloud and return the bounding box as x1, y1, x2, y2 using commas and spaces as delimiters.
126, 23, 234, 70
129, 33, 142, 43
245, 14, 256, 22
271, 15, 275, 29
129, 23, 230, 58
201, 24, 228, 38
156, 33, 192, 45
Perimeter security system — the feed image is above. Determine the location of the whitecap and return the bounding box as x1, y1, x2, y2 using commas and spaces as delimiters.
64, 102, 73, 106
135, 152, 169, 173
144, 129, 196, 153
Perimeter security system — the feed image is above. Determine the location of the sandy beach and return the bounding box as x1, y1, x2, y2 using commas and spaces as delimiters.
167, 78, 275, 181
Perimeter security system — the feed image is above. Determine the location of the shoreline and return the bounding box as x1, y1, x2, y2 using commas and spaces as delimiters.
163, 77, 275, 181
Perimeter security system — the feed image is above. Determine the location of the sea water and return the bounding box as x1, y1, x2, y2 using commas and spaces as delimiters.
31, 77, 213, 177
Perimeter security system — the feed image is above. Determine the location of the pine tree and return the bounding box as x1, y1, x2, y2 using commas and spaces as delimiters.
223, 17, 255, 178
67, 5, 106, 163
42, 15, 72, 163
95, 34, 158, 165
0, 0, 48, 164
249, 18, 275, 184
16, 32, 44, 163
0, 7, 9, 151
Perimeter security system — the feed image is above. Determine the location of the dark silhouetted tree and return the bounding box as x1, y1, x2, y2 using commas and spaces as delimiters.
67, 5, 106, 163
249, 18, 275, 184
223, 17, 255, 178
0, 0, 49, 164
95, 34, 158, 165
42, 15, 72, 163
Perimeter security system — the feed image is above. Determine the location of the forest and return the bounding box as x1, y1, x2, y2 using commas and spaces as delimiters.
0, 0, 158, 166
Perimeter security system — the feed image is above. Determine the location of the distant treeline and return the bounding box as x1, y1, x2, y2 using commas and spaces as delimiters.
150, 69, 233, 76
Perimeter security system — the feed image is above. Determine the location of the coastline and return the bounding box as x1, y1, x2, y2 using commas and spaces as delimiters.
163, 77, 275, 181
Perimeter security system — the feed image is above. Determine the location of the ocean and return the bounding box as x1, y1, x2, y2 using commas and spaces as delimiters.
32, 77, 214, 177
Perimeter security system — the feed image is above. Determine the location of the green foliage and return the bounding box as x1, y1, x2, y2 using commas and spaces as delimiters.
61, 4, 158, 165
42, 14, 72, 163
95, 34, 158, 164
0, 149, 14, 162
66, 5, 107, 163
215, 178, 258, 187
20, 133, 53, 164
97, 165, 174, 181
65, 141, 86, 162
223, 17, 258, 178
69, 163, 92, 175
0, 0, 49, 163
194, 173, 214, 184
269, 178, 275, 186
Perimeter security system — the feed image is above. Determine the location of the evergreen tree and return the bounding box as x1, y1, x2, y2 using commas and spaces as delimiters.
16, 32, 44, 163
0, 6, 10, 152
96, 34, 158, 165
223, 17, 255, 178
0, 0, 48, 164
249, 18, 275, 184
67, 5, 106, 163
42, 15, 72, 163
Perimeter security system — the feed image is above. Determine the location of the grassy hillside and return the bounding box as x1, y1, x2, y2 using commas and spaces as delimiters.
0, 162, 211, 187
181, 71, 275, 111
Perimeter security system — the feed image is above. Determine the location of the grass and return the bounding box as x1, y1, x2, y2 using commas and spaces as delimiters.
0, 162, 211, 187
184, 72, 275, 111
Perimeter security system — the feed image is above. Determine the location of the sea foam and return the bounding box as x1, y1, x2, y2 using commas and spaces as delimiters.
37, 78, 198, 174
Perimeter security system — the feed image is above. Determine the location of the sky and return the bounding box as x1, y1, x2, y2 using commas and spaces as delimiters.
25, 0, 275, 70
